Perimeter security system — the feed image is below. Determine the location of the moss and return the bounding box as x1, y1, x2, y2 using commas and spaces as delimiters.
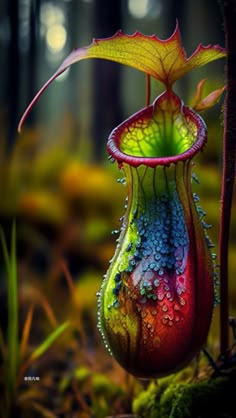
133, 366, 236, 418
132, 376, 174, 418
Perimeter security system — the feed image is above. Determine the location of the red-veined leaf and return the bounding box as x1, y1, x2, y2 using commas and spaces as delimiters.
18, 24, 226, 131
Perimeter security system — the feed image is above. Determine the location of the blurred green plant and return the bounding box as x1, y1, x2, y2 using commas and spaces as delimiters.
59, 365, 127, 418
0, 223, 18, 418
0, 223, 69, 418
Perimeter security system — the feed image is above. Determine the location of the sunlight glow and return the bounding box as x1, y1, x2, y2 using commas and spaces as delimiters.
128, 0, 162, 19
40, 3, 65, 26
46, 24, 67, 53
128, 0, 149, 18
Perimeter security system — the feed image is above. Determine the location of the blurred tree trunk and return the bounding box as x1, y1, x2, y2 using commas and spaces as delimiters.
161, 0, 186, 34
67, 0, 85, 150
7, 0, 20, 153
91, 0, 123, 161
27, 0, 40, 127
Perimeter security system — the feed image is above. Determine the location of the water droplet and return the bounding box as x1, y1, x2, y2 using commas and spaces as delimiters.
112, 288, 119, 296
114, 272, 121, 282
108, 156, 115, 163
157, 292, 165, 301
113, 300, 119, 308
151, 309, 157, 315
175, 315, 180, 322
145, 271, 154, 280
154, 279, 160, 287
175, 246, 184, 261
126, 243, 132, 252
162, 316, 169, 325
149, 262, 156, 269
162, 304, 168, 312
179, 297, 186, 306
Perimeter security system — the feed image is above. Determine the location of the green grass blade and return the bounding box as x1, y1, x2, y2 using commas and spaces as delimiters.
0, 226, 11, 277
30, 321, 69, 362
0, 223, 19, 404
9, 222, 19, 385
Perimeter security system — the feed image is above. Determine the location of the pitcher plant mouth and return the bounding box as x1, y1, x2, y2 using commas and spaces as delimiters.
107, 90, 207, 168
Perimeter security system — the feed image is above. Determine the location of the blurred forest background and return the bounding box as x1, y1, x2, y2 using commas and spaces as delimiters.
0, 1, 235, 417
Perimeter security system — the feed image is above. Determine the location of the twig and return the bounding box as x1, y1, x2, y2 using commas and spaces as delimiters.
145, 74, 151, 106
220, 0, 236, 356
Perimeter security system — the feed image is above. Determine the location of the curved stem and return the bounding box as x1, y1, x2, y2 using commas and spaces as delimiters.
220, 0, 236, 356
145, 74, 151, 106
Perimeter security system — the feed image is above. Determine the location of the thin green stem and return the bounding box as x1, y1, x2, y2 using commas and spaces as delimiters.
220, 0, 236, 356
0, 223, 19, 417
145, 74, 151, 106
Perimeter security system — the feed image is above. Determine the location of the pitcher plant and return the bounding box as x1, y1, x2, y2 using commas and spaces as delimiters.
19, 25, 226, 378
